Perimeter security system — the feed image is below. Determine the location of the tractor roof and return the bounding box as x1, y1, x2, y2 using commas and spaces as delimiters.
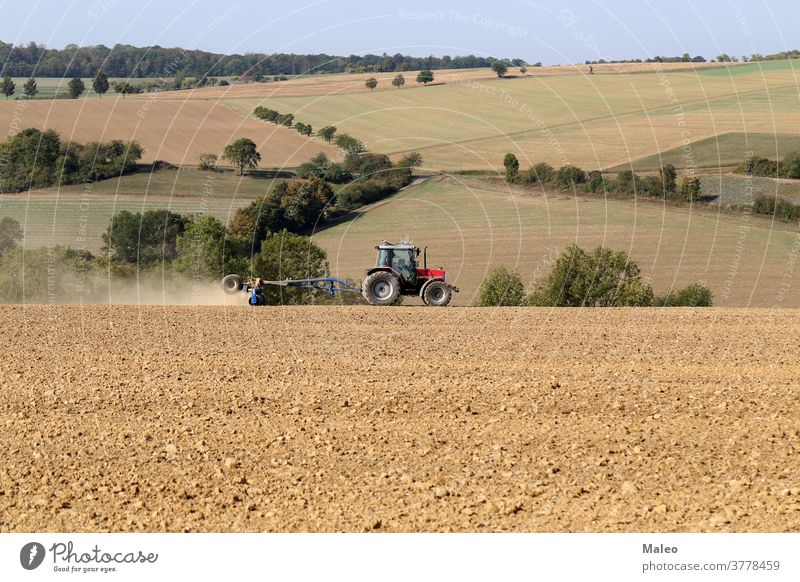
376, 241, 416, 250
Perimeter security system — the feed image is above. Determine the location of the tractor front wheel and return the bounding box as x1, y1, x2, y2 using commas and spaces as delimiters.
362, 271, 401, 306
423, 281, 452, 307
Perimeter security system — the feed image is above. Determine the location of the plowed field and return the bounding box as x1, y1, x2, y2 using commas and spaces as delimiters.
1, 306, 798, 532
0, 99, 339, 167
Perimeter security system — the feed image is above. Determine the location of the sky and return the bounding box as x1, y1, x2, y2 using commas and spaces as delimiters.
0, 0, 796, 64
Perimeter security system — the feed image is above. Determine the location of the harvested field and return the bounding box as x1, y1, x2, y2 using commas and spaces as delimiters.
0, 98, 340, 167
1, 305, 799, 532
219, 61, 800, 171
131, 62, 745, 100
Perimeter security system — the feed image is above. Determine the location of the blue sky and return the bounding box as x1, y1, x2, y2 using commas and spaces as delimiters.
0, 0, 795, 63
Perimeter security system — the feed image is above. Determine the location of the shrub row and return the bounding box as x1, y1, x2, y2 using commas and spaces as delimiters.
476, 244, 712, 307
736, 151, 800, 179
0, 128, 142, 193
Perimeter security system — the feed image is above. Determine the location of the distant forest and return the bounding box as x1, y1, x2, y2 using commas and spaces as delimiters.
586, 49, 800, 65
0, 41, 525, 78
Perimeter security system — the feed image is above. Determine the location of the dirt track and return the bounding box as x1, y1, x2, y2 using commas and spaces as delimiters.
1, 306, 799, 532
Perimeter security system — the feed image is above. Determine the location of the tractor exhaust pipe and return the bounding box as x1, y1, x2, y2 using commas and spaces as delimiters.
423, 246, 428, 270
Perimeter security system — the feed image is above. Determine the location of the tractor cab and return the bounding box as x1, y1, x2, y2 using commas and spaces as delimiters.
375, 242, 418, 287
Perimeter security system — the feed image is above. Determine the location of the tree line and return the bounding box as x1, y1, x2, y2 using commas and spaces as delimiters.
504, 154, 703, 203
0, 40, 524, 78
0, 128, 142, 192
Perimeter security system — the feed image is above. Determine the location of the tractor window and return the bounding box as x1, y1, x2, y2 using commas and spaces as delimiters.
377, 248, 392, 267
391, 249, 416, 284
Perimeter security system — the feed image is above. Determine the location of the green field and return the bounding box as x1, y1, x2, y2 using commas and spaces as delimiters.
0, 167, 281, 252
221, 61, 800, 172
312, 176, 800, 307
3, 77, 158, 99
609, 132, 800, 172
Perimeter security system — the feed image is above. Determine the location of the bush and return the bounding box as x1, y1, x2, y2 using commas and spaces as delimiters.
0, 245, 97, 303
217, 79, 229, 86
527, 244, 653, 307
656, 283, 713, 306
475, 266, 525, 306
0, 217, 23, 255
517, 162, 555, 185
197, 152, 218, 170
554, 165, 587, 188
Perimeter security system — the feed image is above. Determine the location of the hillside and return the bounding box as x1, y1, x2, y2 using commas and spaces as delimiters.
0, 98, 340, 167
214, 60, 798, 171
0, 167, 281, 252
312, 175, 800, 308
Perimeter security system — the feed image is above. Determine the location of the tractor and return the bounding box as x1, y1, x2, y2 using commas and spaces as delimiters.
220, 241, 458, 307
361, 241, 458, 306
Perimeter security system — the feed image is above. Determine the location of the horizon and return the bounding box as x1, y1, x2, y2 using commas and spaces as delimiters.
0, 0, 796, 66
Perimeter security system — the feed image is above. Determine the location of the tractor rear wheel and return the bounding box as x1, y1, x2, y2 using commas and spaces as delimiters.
423, 281, 452, 307
222, 274, 243, 294
362, 271, 401, 306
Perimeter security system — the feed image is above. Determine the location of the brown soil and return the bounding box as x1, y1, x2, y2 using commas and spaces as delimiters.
1, 306, 798, 532
0, 99, 340, 166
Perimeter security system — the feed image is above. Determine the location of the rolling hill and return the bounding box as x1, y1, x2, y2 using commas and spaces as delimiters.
312, 175, 800, 308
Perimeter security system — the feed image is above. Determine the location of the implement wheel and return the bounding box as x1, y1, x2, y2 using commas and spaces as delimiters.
423, 281, 452, 307
222, 274, 243, 294
362, 271, 401, 306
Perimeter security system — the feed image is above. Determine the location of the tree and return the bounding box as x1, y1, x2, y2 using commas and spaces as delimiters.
0, 217, 23, 254
1, 76, 15, 99
716, 54, 734, 62
334, 133, 366, 155
492, 61, 508, 78
251, 231, 329, 304
92, 71, 109, 98
520, 66, 528, 76
365, 77, 378, 91
680, 176, 701, 202
660, 164, 677, 194
198, 153, 218, 170
392, 74, 405, 89
416, 70, 434, 85
317, 126, 337, 143
23, 77, 38, 99
102, 209, 186, 265
279, 178, 332, 231
475, 266, 525, 306
294, 122, 313, 136
398, 152, 423, 168
67, 77, 86, 99
222, 138, 261, 175
174, 215, 228, 279
503, 153, 520, 182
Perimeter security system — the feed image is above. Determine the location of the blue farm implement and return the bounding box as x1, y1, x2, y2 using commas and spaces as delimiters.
221, 275, 361, 306
221, 241, 458, 306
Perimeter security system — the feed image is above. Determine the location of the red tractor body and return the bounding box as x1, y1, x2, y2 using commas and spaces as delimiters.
362, 242, 458, 306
